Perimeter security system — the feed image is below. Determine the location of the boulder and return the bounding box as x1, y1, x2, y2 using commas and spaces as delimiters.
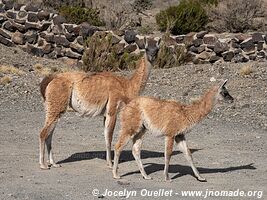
25, 44, 44, 56
240, 38, 255, 53
64, 24, 74, 33
196, 31, 208, 39
214, 41, 229, 54
0, 15, 7, 24
27, 12, 39, 23
222, 51, 234, 62
184, 32, 196, 46
175, 35, 185, 44
0, 35, 13, 46
53, 15, 66, 25
65, 49, 82, 59
70, 42, 84, 54
65, 32, 76, 42
25, 22, 40, 30
3, 20, 16, 32
257, 51, 266, 58
18, 11, 27, 18
257, 42, 264, 51
54, 35, 70, 47
76, 36, 83, 45
11, 31, 25, 45
135, 37, 145, 49
192, 38, 203, 47
43, 34, 54, 43
203, 34, 218, 46
209, 55, 220, 63
14, 18, 26, 25
189, 46, 198, 53
124, 30, 137, 44
252, 33, 263, 43
6, 11, 16, 19
0, 28, 11, 39
13, 3, 23, 11
24, 4, 38, 12
40, 22, 51, 31
24, 30, 38, 44
232, 54, 249, 63
197, 51, 211, 60
124, 43, 137, 53
79, 22, 98, 38
37, 11, 50, 21
110, 34, 121, 45
197, 45, 206, 53
235, 34, 250, 43
42, 43, 54, 54
3, 0, 13, 10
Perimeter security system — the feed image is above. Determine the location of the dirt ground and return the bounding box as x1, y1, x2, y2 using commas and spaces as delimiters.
0, 44, 266, 199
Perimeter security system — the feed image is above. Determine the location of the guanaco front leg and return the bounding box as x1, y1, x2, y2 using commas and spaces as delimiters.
175, 134, 206, 182
164, 136, 174, 181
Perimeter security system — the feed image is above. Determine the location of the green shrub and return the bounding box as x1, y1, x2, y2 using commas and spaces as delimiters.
156, 0, 209, 35
82, 32, 143, 72
59, 6, 105, 26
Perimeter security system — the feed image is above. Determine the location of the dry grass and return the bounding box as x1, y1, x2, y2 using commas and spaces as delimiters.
239, 65, 253, 76
33, 64, 74, 76
0, 76, 12, 85
0, 65, 25, 76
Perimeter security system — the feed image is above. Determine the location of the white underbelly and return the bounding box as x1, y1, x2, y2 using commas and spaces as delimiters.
70, 90, 106, 117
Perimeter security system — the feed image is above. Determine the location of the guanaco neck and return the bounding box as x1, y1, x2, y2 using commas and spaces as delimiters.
128, 53, 152, 98
183, 86, 219, 125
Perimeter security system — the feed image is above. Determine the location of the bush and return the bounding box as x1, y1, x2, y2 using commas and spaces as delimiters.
43, 0, 85, 10
82, 32, 143, 72
207, 0, 265, 32
156, 0, 209, 35
59, 6, 105, 26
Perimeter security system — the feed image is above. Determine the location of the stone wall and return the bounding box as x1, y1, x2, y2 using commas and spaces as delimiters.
0, 0, 266, 66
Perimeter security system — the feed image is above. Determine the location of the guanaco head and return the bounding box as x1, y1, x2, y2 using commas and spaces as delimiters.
217, 79, 234, 103
144, 37, 161, 64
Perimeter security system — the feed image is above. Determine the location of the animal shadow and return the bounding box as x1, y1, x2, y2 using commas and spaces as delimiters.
57, 149, 200, 164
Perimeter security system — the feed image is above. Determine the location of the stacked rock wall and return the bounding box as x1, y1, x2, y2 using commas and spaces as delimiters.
0, 0, 266, 65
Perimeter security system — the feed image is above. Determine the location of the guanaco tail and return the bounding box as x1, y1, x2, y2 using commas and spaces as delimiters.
38, 37, 161, 169
113, 80, 234, 181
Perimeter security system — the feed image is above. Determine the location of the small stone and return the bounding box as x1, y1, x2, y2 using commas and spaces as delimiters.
3, 20, 16, 32
193, 38, 203, 47
79, 22, 98, 38
18, 11, 27, 18
76, 36, 83, 45
64, 24, 74, 33
24, 30, 38, 44
252, 33, 263, 43
37, 11, 50, 21
27, 12, 39, 23
0, 28, 11, 39
240, 38, 255, 52
203, 34, 218, 45
196, 31, 208, 39
124, 43, 137, 53
13, 3, 23, 11
53, 15, 66, 25
0, 35, 14, 46
70, 42, 84, 54
210, 77, 216, 82
65, 49, 82, 59
124, 30, 137, 44
6, 11, 16, 19
135, 37, 145, 49
11, 31, 25, 45
54, 35, 70, 47
25, 22, 40, 30
24, 4, 38, 12
214, 41, 229, 54
42, 43, 54, 54
222, 51, 234, 62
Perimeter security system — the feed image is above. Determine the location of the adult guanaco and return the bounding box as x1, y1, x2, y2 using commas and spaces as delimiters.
39, 37, 160, 169
113, 80, 234, 181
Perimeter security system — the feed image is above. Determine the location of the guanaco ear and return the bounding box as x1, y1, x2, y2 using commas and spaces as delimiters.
144, 37, 148, 49
220, 79, 228, 88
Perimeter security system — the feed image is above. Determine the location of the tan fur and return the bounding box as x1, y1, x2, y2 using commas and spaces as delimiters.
113, 83, 233, 181
39, 55, 152, 169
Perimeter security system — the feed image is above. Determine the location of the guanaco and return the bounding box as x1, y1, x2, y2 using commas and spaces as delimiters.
113, 80, 234, 181
39, 37, 160, 169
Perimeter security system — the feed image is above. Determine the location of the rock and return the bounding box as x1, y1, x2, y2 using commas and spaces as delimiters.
3, 20, 16, 32
25, 22, 40, 30
197, 45, 206, 53
51, 24, 64, 34
209, 55, 220, 63
27, 13, 38, 23
214, 41, 229, 54
197, 51, 211, 60
232, 54, 249, 63
196, 31, 208, 39
0, 15, 7, 24
265, 34, 267, 44
24, 4, 38, 12
13, 21, 25, 33
0, 35, 13, 46
252, 33, 263, 43
65, 49, 82, 59
18, 11, 27, 18
65, 32, 76, 42
135, 37, 145, 49
189, 46, 198, 53
70, 42, 84, 54
40, 22, 51, 31
53, 15, 66, 25
24, 30, 38, 44
11, 31, 25, 45
257, 42, 264, 51
37, 11, 50, 21
222, 51, 234, 62
64, 24, 74, 33
110, 34, 121, 45
79, 22, 98, 38
0, 28, 11, 39
175, 35, 185, 44
231, 38, 240, 48
54, 35, 70, 47
113, 30, 124, 36
72, 26, 80, 36
249, 54, 256, 60
13, 3, 23, 11
42, 34, 54, 43
235, 34, 250, 43
26, 44, 44, 56
203, 34, 218, 45
76, 36, 83, 45
124, 43, 137, 53
193, 38, 203, 47
6, 11, 16, 19
42, 43, 54, 54
3, 0, 13, 10
184, 32, 195, 46
257, 51, 266, 58
37, 38, 45, 47
14, 18, 26, 25
240, 38, 255, 52
124, 30, 137, 44
184, 51, 196, 63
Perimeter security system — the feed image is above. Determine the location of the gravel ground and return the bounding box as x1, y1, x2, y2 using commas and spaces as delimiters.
0, 44, 266, 200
